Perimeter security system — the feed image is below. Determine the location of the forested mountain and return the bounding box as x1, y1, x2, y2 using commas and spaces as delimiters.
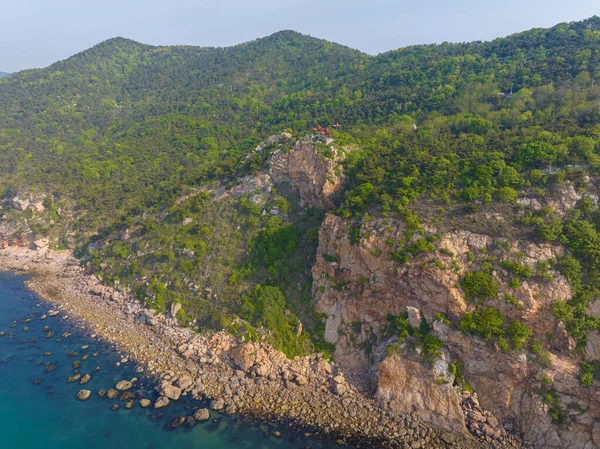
2, 17, 600, 231
2, 19, 600, 438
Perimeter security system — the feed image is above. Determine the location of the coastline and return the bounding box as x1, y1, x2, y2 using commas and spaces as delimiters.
0, 245, 493, 449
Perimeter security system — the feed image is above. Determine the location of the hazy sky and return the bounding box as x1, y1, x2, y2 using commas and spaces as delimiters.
1, 0, 598, 73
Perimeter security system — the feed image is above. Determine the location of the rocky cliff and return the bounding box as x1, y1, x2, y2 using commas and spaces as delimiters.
269, 135, 346, 209
312, 213, 599, 448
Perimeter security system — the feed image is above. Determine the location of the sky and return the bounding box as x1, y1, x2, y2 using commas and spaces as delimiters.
1, 0, 598, 73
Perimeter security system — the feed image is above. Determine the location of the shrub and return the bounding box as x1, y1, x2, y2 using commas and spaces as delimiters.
460, 271, 499, 301
580, 362, 595, 386
458, 307, 504, 339
497, 186, 518, 202
501, 259, 534, 278
507, 320, 531, 350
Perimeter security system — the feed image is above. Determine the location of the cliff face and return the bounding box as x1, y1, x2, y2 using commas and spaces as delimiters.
311, 213, 598, 448
269, 137, 346, 209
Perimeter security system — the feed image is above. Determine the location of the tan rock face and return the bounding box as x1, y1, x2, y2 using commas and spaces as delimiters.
584, 330, 600, 361
269, 138, 346, 209
312, 213, 594, 448
376, 353, 467, 435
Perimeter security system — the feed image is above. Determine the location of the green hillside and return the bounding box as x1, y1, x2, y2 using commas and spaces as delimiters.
2, 17, 600, 355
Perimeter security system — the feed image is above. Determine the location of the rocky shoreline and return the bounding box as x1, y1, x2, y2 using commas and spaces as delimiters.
0, 244, 520, 448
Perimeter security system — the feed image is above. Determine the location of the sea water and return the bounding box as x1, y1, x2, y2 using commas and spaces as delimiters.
0, 273, 344, 449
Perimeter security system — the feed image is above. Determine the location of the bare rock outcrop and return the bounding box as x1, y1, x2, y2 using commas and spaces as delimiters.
312, 213, 593, 448
376, 353, 467, 435
269, 137, 346, 209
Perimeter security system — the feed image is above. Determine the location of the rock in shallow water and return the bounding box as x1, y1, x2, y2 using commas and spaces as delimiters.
193, 408, 210, 421
79, 374, 91, 385
140, 399, 151, 408
107, 389, 118, 399
115, 380, 133, 391
168, 416, 185, 429
154, 396, 169, 409
77, 390, 91, 401
67, 374, 81, 383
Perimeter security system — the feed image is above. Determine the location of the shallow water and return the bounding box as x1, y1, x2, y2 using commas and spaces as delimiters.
0, 273, 344, 449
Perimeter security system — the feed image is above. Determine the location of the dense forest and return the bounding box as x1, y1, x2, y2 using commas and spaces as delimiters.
2, 17, 600, 358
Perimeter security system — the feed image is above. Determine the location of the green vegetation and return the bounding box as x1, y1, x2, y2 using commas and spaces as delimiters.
460, 271, 499, 302
386, 313, 444, 363
538, 377, 567, 425
458, 307, 505, 340
500, 260, 534, 278
458, 308, 531, 351
579, 362, 596, 386
3, 17, 600, 358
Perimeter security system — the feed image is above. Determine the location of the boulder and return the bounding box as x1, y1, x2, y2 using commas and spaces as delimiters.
295, 375, 308, 386
157, 380, 182, 401
176, 376, 193, 391
12, 197, 29, 211
169, 416, 185, 429
77, 390, 91, 401
407, 306, 422, 329
231, 342, 256, 372
115, 380, 133, 391
170, 302, 182, 318
193, 408, 210, 421
154, 396, 169, 409
139, 309, 157, 326
140, 399, 152, 408
67, 374, 81, 383
210, 398, 225, 410
33, 238, 49, 250
79, 374, 91, 385
185, 416, 196, 428
107, 389, 119, 399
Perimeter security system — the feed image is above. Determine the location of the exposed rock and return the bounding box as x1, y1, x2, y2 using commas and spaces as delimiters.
106, 389, 119, 399
139, 309, 157, 326
584, 330, 600, 361
12, 197, 29, 211
193, 408, 210, 421
157, 380, 182, 401
154, 396, 169, 409
115, 380, 133, 391
295, 375, 308, 386
170, 302, 182, 319
210, 398, 225, 410
77, 390, 91, 401
169, 416, 185, 429
140, 399, 152, 408
269, 137, 346, 209
176, 375, 193, 391
231, 342, 257, 372
407, 306, 422, 329
79, 373, 91, 384
376, 353, 467, 435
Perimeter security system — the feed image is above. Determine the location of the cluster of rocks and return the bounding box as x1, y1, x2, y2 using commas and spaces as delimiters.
461, 392, 520, 448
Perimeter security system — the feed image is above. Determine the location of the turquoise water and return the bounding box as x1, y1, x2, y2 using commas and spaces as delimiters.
0, 273, 343, 449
